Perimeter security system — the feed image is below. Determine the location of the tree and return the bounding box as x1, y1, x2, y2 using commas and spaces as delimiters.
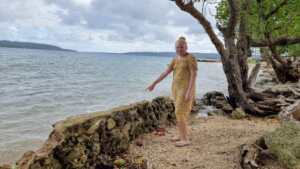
216, 0, 300, 83
171, 0, 285, 116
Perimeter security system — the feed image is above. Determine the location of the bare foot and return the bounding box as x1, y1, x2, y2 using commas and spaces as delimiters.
170, 135, 180, 142
174, 140, 191, 147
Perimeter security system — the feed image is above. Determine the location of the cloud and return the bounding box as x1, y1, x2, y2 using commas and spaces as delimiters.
0, 0, 220, 52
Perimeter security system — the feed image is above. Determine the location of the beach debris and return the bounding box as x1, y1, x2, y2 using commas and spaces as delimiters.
114, 158, 126, 168
196, 111, 208, 119
154, 127, 166, 136
135, 138, 144, 147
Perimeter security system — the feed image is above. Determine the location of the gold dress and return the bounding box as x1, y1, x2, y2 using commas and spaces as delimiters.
169, 54, 198, 121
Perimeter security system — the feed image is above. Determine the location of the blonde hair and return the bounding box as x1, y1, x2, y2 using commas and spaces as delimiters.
176, 36, 187, 46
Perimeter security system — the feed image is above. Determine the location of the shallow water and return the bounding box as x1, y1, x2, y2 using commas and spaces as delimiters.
0, 47, 227, 163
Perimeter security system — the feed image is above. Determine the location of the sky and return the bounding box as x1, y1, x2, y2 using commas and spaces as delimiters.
0, 0, 220, 53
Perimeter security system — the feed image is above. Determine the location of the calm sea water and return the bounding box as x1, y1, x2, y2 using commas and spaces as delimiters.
0, 47, 227, 163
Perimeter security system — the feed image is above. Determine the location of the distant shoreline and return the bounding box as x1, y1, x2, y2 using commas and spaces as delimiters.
0, 46, 221, 61
0, 40, 76, 52
197, 59, 221, 63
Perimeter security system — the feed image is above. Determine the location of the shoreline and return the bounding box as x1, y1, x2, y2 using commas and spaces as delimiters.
1, 61, 299, 168
0, 62, 263, 165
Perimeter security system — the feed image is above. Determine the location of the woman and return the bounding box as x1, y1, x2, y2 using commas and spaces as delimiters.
147, 36, 198, 147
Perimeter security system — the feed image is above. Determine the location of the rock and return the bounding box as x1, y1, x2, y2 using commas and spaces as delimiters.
208, 109, 225, 116
107, 118, 116, 130
293, 109, 300, 121
114, 158, 126, 168
131, 156, 147, 169
112, 111, 127, 127
230, 108, 246, 119
264, 122, 300, 169
66, 144, 88, 168
202, 91, 225, 105
222, 104, 234, 114
8, 97, 176, 169
201, 91, 233, 114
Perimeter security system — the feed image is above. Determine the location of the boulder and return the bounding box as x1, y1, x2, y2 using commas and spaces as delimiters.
201, 91, 233, 114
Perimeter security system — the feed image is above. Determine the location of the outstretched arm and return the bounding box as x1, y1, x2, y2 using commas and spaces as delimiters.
147, 60, 174, 91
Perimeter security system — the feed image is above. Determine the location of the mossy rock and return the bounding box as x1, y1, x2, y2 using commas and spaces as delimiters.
114, 158, 126, 167
230, 108, 246, 119
107, 118, 116, 130
264, 122, 300, 169
65, 144, 87, 168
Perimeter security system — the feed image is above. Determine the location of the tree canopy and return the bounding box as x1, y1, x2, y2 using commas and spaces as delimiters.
216, 0, 300, 56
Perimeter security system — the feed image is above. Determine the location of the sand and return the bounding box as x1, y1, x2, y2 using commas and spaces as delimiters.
128, 115, 286, 169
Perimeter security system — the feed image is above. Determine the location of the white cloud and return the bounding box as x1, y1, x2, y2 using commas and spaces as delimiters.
71, 0, 93, 7
0, 0, 219, 53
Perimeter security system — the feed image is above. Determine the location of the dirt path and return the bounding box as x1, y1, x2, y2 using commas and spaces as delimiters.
128, 115, 285, 169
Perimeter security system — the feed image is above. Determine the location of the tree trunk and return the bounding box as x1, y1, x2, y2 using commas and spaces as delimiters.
248, 63, 261, 88
263, 45, 300, 83
174, 0, 281, 116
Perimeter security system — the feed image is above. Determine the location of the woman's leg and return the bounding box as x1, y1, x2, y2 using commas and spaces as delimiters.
171, 122, 181, 141
181, 118, 189, 141
175, 114, 191, 146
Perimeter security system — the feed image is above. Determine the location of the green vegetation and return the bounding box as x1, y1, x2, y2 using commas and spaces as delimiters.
216, 0, 300, 57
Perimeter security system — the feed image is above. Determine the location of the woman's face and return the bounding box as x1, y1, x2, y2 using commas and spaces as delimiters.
176, 42, 187, 56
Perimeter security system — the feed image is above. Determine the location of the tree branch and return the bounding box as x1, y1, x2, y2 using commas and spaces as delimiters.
174, 0, 226, 57
251, 37, 300, 47
225, 0, 240, 38
264, 0, 288, 20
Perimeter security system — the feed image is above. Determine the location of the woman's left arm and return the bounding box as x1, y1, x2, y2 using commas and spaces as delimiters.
185, 57, 198, 101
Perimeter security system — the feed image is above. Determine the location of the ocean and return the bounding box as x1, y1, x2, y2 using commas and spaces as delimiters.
0, 47, 227, 163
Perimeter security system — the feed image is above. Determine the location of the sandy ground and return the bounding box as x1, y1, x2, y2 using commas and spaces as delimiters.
128, 115, 286, 169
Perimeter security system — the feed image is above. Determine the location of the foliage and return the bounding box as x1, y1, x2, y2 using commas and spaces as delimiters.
216, 0, 300, 56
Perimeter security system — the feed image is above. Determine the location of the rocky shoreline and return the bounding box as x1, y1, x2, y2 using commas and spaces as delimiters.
1, 97, 176, 169
1, 61, 300, 169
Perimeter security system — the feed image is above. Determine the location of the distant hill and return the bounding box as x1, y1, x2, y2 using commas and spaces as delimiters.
0, 40, 76, 52
123, 52, 220, 60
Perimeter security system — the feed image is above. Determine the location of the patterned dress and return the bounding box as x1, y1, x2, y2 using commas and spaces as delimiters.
168, 54, 198, 121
